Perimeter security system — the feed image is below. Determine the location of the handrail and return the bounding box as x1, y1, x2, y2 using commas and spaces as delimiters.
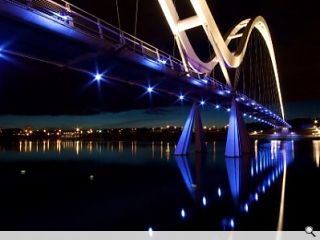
1, 0, 289, 127
5, 0, 226, 88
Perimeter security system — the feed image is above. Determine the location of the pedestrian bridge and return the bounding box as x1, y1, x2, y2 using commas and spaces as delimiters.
0, 0, 290, 156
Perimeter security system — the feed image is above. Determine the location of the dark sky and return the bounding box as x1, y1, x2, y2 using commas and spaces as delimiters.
69, 0, 320, 102
0, 0, 319, 128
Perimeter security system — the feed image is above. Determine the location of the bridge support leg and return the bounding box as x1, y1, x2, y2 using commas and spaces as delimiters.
175, 103, 206, 155
225, 99, 253, 157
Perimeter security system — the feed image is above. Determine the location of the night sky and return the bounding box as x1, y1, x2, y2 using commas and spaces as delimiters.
0, 0, 319, 129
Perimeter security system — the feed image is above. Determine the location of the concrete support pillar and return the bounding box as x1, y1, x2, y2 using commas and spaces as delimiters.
175, 155, 195, 199
225, 99, 253, 157
175, 103, 206, 155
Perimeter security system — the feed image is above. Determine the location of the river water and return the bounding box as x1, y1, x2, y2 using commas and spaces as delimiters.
0, 139, 318, 230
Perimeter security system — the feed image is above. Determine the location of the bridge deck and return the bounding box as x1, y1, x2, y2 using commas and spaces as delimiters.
0, 0, 289, 128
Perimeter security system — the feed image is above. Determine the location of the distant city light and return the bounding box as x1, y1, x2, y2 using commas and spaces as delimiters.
255, 193, 259, 201
200, 100, 205, 106
179, 95, 184, 100
227, 108, 231, 112
215, 105, 220, 109
94, 73, 102, 81
217, 187, 222, 197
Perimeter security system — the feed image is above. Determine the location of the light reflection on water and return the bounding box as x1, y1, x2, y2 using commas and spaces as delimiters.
313, 140, 320, 167
0, 139, 317, 230
173, 140, 294, 230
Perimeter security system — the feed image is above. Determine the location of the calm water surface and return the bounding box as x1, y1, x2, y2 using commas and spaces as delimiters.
0, 139, 319, 230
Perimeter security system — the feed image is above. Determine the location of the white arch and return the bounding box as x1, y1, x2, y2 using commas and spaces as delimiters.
158, 0, 285, 120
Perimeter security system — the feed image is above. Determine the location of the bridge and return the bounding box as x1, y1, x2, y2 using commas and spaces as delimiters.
0, 0, 290, 157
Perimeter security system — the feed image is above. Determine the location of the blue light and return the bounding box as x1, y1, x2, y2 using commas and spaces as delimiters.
227, 108, 231, 112
202, 79, 208, 84
230, 219, 235, 228
215, 105, 220, 109
181, 208, 186, 218
200, 100, 205, 106
202, 196, 207, 206
262, 185, 266, 193
147, 86, 154, 93
243, 113, 247, 117
94, 73, 102, 81
217, 187, 222, 197
255, 193, 259, 201
158, 59, 167, 64
148, 227, 153, 237
244, 203, 249, 213
52, 11, 68, 21
179, 95, 184, 100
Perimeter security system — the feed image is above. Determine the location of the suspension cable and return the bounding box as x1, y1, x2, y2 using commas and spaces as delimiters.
172, 0, 177, 57
115, 0, 121, 29
134, 0, 139, 37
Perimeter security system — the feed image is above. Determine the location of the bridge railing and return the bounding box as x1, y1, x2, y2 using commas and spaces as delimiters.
5, 0, 229, 92
2, 0, 290, 127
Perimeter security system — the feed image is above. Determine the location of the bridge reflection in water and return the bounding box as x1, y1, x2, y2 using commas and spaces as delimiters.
0, 139, 317, 230
175, 140, 294, 230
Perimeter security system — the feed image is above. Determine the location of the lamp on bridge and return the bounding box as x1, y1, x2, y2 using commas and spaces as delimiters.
94, 73, 102, 81
147, 86, 154, 93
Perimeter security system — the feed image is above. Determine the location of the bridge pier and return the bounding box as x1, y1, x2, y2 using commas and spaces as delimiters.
225, 99, 253, 157
175, 103, 206, 155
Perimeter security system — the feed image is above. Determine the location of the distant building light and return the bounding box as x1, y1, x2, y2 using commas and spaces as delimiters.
215, 105, 220, 109
200, 100, 205, 106
179, 95, 184, 100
